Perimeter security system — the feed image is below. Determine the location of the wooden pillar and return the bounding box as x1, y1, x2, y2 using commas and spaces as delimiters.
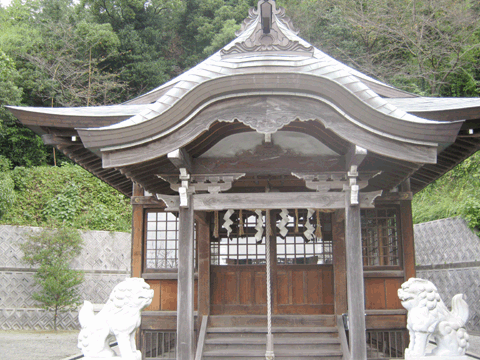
177, 195, 195, 360
333, 210, 347, 315
400, 179, 415, 281
131, 183, 144, 278
197, 212, 211, 318
401, 200, 415, 280
345, 192, 367, 360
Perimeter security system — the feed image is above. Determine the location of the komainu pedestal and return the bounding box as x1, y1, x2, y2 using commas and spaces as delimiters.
78, 278, 154, 359
398, 278, 470, 359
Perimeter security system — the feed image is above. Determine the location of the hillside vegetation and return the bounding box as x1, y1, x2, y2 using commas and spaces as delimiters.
0, 159, 131, 232
413, 151, 480, 230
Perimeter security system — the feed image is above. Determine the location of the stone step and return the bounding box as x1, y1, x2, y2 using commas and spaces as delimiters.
207, 326, 339, 334
202, 348, 343, 360
204, 342, 340, 352
208, 315, 336, 328
205, 337, 340, 345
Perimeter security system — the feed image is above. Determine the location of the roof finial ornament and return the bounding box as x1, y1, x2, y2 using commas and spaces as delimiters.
261, 0, 273, 34
221, 0, 314, 57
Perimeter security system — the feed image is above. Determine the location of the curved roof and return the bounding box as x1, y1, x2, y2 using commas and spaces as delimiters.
73, 1, 460, 154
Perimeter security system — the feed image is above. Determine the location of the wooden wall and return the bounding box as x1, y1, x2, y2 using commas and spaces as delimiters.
364, 276, 403, 310
144, 279, 198, 311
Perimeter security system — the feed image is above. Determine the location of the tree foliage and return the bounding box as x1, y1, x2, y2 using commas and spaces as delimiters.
279, 0, 480, 96
413, 151, 480, 230
21, 227, 84, 331
0, 155, 15, 219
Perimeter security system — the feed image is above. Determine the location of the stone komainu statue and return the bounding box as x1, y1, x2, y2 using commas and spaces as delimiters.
398, 278, 470, 358
78, 278, 154, 360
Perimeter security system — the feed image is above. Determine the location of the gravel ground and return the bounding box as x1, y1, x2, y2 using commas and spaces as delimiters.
0, 330, 81, 360
1, 330, 480, 360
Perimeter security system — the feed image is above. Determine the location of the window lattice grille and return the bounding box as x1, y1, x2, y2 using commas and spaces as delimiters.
211, 212, 266, 265
146, 212, 179, 269
210, 210, 333, 265
361, 208, 399, 266
366, 330, 406, 359
144, 331, 176, 359
276, 211, 332, 265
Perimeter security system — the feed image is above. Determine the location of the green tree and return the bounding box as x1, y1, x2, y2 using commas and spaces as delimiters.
280, 0, 480, 96
21, 227, 84, 331
0, 155, 15, 219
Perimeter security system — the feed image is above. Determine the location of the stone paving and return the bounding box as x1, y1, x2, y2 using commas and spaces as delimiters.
0, 330, 81, 360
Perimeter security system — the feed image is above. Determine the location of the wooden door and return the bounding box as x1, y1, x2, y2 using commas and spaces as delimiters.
209, 210, 335, 315
275, 264, 334, 314
211, 265, 267, 315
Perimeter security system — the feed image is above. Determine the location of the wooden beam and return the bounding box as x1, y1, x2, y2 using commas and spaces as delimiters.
177, 195, 195, 360
130, 196, 164, 206
375, 192, 413, 202
346, 145, 367, 169
157, 191, 382, 211
131, 183, 144, 278
193, 155, 344, 176
42, 134, 79, 146
345, 191, 367, 360
168, 148, 192, 173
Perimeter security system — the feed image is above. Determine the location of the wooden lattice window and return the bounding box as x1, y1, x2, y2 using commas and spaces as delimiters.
211, 212, 266, 265
210, 210, 332, 265
361, 208, 400, 266
143, 331, 176, 360
145, 212, 179, 269
276, 211, 333, 265
145, 211, 197, 270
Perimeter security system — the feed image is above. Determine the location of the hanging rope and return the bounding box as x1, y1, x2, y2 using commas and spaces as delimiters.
239, 209, 245, 237
315, 209, 323, 239
294, 209, 299, 233
265, 209, 274, 360
213, 210, 219, 238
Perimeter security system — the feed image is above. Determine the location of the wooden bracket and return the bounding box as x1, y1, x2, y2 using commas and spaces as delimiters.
346, 145, 367, 170
168, 148, 192, 173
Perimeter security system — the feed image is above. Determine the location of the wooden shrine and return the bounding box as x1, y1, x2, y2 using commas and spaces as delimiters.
7, 1, 480, 359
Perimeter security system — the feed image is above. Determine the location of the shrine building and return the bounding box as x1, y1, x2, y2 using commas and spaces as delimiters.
7, 1, 480, 359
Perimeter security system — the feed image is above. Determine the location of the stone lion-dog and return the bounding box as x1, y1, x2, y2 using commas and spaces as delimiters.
398, 278, 469, 358
78, 278, 154, 359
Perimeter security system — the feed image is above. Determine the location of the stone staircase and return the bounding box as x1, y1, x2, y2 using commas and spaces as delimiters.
200, 315, 343, 360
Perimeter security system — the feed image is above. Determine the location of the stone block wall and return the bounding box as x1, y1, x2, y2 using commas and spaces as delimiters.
0, 225, 131, 330
415, 217, 480, 332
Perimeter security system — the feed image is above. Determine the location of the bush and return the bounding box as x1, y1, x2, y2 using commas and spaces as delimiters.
21, 227, 84, 331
